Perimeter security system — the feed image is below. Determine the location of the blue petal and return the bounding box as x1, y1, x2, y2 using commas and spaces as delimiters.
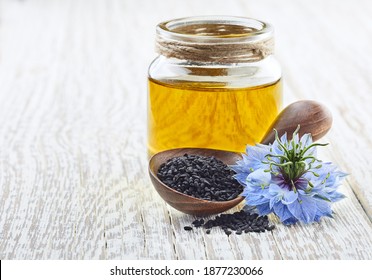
270, 133, 287, 155
241, 185, 266, 197
269, 196, 280, 209
287, 194, 317, 224
273, 202, 294, 222
282, 190, 298, 205
233, 172, 249, 187
315, 199, 333, 218
307, 162, 347, 189
246, 144, 270, 159
301, 161, 347, 204
300, 134, 316, 157
245, 193, 269, 206
328, 191, 346, 202
280, 133, 288, 143
268, 184, 283, 208
256, 203, 272, 216
229, 163, 246, 174
268, 184, 298, 205
231, 144, 272, 185
243, 144, 271, 171
282, 217, 298, 225
246, 169, 271, 188
268, 184, 283, 195
300, 133, 313, 147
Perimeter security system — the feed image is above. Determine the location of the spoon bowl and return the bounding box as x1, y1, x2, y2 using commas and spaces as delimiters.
149, 148, 244, 215
148, 100, 333, 216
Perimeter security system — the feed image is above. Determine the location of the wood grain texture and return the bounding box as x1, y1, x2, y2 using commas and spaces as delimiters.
260, 100, 333, 145
0, 0, 371, 260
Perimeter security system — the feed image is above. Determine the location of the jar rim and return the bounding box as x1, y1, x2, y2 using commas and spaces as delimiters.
157, 15, 273, 43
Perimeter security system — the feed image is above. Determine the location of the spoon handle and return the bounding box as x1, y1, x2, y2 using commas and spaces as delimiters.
260, 100, 333, 145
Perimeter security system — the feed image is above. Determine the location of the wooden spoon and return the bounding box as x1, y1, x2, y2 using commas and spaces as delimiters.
260, 100, 332, 144
148, 100, 332, 216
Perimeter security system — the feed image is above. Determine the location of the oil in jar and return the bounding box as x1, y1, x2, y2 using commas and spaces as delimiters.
147, 78, 282, 156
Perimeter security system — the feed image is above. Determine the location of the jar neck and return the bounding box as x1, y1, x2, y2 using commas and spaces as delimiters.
155, 16, 274, 64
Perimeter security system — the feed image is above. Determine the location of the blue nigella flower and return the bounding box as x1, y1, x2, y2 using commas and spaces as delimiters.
230, 127, 347, 225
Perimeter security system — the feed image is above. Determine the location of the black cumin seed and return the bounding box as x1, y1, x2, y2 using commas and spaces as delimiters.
188, 209, 275, 235
266, 225, 275, 231
157, 154, 243, 201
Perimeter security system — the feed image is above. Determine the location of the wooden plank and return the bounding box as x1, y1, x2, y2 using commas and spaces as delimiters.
0, 0, 371, 260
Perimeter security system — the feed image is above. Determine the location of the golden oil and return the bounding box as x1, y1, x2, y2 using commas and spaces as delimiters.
148, 78, 282, 155
148, 16, 282, 155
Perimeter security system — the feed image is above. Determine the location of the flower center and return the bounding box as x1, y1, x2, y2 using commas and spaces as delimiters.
264, 127, 327, 191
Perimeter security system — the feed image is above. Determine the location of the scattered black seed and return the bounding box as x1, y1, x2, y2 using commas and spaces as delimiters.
157, 154, 243, 201
266, 225, 275, 231
183, 226, 193, 231
192, 218, 205, 228
184, 209, 275, 236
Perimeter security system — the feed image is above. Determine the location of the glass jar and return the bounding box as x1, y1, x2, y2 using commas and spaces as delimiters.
148, 16, 282, 156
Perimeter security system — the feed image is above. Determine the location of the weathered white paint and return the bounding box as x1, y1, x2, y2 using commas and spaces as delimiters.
0, 0, 371, 260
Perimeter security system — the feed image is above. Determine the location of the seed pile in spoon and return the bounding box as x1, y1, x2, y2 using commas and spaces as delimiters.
157, 154, 243, 201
